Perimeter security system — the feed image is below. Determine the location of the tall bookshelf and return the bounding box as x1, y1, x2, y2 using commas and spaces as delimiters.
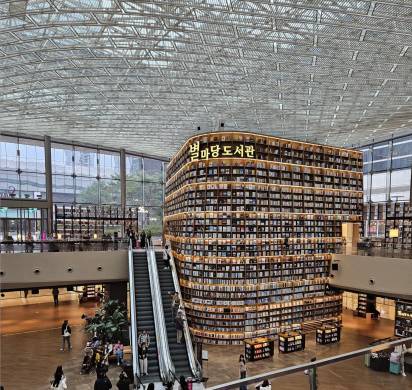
364, 202, 412, 249
395, 299, 412, 337
165, 132, 363, 344
54, 205, 139, 239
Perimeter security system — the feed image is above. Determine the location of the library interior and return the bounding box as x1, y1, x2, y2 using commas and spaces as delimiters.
0, 2, 411, 390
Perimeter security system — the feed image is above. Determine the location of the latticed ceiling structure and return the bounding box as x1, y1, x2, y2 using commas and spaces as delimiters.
0, 0, 411, 158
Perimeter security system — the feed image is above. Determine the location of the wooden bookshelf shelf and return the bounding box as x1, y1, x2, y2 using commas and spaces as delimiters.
245, 337, 275, 361
316, 325, 341, 344
54, 204, 138, 239
165, 132, 363, 344
395, 299, 412, 337
364, 202, 412, 250
278, 331, 306, 353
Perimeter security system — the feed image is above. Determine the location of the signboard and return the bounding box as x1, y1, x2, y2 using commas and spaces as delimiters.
189, 141, 255, 161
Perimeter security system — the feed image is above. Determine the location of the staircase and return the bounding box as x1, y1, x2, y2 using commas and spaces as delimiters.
155, 251, 192, 378
133, 251, 160, 383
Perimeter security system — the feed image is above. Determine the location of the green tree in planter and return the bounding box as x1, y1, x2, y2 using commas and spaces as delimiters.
86, 300, 128, 342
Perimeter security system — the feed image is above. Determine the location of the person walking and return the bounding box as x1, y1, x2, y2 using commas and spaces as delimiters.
175, 310, 184, 344
239, 354, 247, 390
163, 245, 171, 269
52, 287, 59, 306
94, 372, 112, 390
113, 340, 124, 366
138, 342, 148, 376
60, 320, 71, 351
50, 365, 67, 389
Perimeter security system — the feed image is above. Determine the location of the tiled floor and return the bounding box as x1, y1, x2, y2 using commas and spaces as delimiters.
1, 301, 411, 390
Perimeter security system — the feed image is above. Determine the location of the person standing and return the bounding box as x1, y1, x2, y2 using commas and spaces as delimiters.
138, 342, 148, 376
131, 229, 137, 249
52, 287, 59, 306
171, 292, 179, 318
140, 230, 146, 248
239, 354, 247, 390
60, 320, 71, 351
116, 371, 130, 390
175, 311, 184, 344
178, 376, 188, 390
94, 372, 112, 390
163, 245, 171, 269
147, 229, 152, 246
113, 340, 124, 366
50, 365, 67, 389
138, 330, 150, 348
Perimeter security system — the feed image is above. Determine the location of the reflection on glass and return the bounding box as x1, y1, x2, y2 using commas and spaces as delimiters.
52, 174, 75, 203
74, 146, 98, 177
76, 177, 99, 204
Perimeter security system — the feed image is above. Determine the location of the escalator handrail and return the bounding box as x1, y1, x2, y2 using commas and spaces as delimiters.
127, 241, 140, 380
169, 251, 202, 380
146, 241, 175, 384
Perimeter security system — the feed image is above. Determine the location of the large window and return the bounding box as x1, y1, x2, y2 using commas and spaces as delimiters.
2, 136, 166, 235
0, 136, 46, 199
126, 155, 165, 234
362, 134, 411, 203
51, 144, 121, 205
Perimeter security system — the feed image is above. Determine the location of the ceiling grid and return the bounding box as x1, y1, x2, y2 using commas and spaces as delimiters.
0, 0, 410, 157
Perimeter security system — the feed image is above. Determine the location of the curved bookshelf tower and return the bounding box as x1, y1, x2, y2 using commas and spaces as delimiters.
165, 132, 363, 344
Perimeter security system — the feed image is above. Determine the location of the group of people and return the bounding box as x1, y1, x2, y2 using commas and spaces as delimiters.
80, 335, 130, 389
126, 226, 152, 249
50, 364, 131, 390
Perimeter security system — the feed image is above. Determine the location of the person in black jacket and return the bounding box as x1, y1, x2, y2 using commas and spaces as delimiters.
94, 372, 112, 390
116, 371, 130, 390
60, 320, 71, 351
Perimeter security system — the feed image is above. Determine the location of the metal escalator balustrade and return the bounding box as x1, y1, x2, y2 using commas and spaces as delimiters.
155, 251, 193, 378
146, 242, 175, 384
168, 249, 202, 379
133, 250, 161, 383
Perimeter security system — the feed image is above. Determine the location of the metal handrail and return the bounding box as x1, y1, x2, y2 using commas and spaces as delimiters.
146, 240, 175, 384
207, 336, 412, 390
127, 241, 140, 382
169, 251, 202, 380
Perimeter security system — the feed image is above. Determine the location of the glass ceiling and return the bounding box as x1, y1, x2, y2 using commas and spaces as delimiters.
0, 0, 411, 158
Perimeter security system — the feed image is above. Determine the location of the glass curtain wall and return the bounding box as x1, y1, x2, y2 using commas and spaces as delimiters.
52, 143, 121, 204
0, 135, 46, 200
1, 135, 166, 234
361, 134, 412, 203
126, 155, 165, 235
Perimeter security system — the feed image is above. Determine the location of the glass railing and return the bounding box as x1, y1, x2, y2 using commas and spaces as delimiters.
206, 336, 412, 390
0, 239, 129, 253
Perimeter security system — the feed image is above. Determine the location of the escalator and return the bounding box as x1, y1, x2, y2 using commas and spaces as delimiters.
133, 251, 160, 383
155, 251, 192, 378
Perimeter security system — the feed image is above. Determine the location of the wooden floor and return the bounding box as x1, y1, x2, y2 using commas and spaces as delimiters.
1, 302, 411, 390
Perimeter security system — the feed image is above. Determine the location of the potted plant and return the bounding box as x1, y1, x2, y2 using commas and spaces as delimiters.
86, 299, 128, 342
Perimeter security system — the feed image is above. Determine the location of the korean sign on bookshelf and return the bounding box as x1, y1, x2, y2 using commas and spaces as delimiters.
189, 141, 255, 161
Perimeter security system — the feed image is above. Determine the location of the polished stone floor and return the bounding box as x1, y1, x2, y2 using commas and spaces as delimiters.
1, 301, 411, 390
